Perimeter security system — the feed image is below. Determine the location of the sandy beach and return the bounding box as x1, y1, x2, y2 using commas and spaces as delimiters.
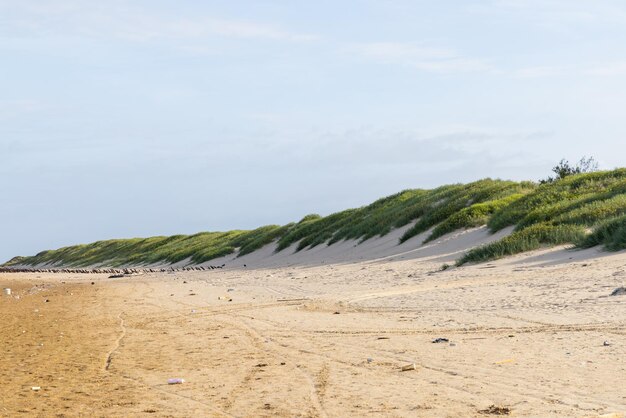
6, 1, 626, 416
1, 230, 625, 417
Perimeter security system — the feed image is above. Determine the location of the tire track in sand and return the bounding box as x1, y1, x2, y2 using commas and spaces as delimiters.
104, 311, 126, 371
215, 314, 329, 418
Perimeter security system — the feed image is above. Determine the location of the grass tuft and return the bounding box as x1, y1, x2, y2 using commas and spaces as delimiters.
578, 215, 626, 251
457, 224, 587, 265
425, 194, 524, 243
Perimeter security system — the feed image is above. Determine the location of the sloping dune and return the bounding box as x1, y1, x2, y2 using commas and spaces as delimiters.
198, 224, 516, 269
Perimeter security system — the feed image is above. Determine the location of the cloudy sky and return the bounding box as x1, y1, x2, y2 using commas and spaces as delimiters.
2, 0, 626, 261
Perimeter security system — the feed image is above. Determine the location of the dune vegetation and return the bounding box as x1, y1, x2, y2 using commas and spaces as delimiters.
6, 167, 626, 268
5, 226, 292, 268
458, 168, 626, 264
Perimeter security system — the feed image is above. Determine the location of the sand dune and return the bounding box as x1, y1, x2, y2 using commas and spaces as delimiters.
8, 222, 511, 271
193, 225, 515, 270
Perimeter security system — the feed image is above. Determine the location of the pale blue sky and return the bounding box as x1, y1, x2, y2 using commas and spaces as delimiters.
2, 0, 626, 261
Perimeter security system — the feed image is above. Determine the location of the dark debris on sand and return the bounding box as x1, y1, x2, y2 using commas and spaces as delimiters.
479, 405, 512, 415
610, 287, 626, 296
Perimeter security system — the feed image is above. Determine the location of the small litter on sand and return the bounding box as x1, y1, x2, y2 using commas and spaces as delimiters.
603, 341, 611, 346
167, 378, 185, 385
3, 288, 11, 296
367, 358, 373, 363
401, 363, 417, 372
494, 358, 515, 365
31, 387, 41, 391
432, 338, 449, 343
610, 287, 626, 296
479, 405, 511, 415
218, 296, 232, 301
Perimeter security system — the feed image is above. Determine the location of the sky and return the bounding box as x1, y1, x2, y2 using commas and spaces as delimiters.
2, 0, 626, 262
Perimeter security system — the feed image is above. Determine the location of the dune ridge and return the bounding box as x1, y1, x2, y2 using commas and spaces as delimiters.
7, 169, 626, 269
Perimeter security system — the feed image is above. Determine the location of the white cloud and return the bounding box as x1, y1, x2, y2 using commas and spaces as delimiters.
112, 17, 318, 43
204, 19, 318, 42
480, 0, 626, 28
0, 1, 318, 43
511, 62, 626, 78
0, 99, 45, 121
0, 99, 42, 111
585, 62, 626, 76
354, 42, 493, 74
512, 66, 564, 78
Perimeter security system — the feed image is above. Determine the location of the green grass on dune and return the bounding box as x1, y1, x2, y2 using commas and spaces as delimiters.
578, 214, 626, 251
9, 225, 292, 268
424, 194, 525, 243
488, 169, 626, 232
456, 223, 587, 265
399, 180, 535, 243
460, 169, 626, 264
8, 169, 626, 268
278, 179, 534, 252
